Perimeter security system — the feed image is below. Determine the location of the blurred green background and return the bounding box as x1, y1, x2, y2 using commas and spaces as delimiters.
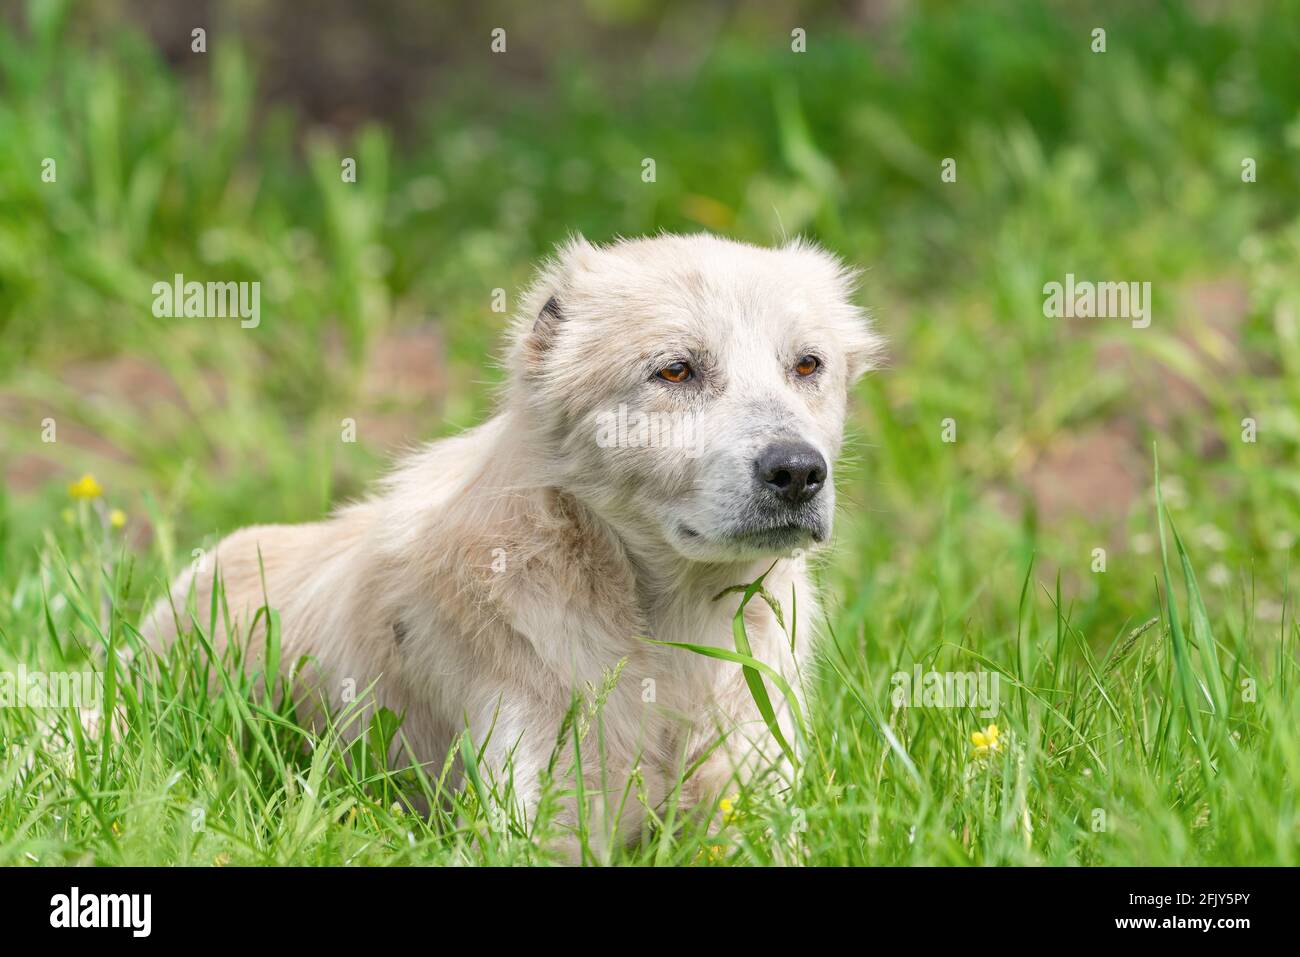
2, 0, 1300, 865
3, 0, 1298, 635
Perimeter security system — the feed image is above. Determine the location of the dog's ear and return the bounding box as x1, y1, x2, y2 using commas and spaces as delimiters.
846, 308, 886, 381
782, 237, 884, 382
520, 293, 566, 376
531, 294, 565, 344
521, 235, 596, 367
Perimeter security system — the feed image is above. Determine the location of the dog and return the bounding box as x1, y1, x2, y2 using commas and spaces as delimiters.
143, 232, 882, 848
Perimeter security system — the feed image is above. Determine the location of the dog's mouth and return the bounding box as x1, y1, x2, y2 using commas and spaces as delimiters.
679, 520, 824, 551
736, 522, 825, 548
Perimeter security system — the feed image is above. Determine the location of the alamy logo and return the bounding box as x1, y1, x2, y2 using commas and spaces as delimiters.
50, 887, 151, 937
152, 273, 261, 328
0, 666, 101, 709
1042, 273, 1151, 328
890, 666, 1000, 717
595, 404, 702, 457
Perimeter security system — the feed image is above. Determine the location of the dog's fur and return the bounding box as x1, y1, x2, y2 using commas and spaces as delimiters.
144, 232, 881, 844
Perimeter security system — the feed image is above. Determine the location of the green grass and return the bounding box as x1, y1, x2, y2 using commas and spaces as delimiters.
1, 0, 1299, 864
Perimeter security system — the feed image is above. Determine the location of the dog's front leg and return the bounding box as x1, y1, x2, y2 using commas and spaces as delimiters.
464, 692, 648, 864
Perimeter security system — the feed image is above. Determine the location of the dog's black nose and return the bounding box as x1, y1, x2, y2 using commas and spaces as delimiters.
755, 442, 827, 506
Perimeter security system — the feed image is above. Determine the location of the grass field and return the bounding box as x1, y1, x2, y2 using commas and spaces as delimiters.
1, 0, 1298, 865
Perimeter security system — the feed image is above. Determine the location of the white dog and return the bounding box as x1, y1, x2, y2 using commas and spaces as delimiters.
144, 232, 882, 847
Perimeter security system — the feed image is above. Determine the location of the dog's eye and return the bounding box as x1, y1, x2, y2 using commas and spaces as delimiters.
656, 362, 693, 383
794, 355, 820, 377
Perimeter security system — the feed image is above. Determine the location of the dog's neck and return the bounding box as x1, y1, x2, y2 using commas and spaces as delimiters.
469, 410, 780, 631
564, 487, 772, 613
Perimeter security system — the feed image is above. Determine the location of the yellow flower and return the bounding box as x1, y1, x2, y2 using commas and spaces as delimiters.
693, 843, 726, 863
718, 794, 738, 822
68, 473, 103, 499
971, 723, 1002, 755
109, 508, 127, 528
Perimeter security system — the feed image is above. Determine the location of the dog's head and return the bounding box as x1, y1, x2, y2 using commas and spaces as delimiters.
510, 233, 882, 564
